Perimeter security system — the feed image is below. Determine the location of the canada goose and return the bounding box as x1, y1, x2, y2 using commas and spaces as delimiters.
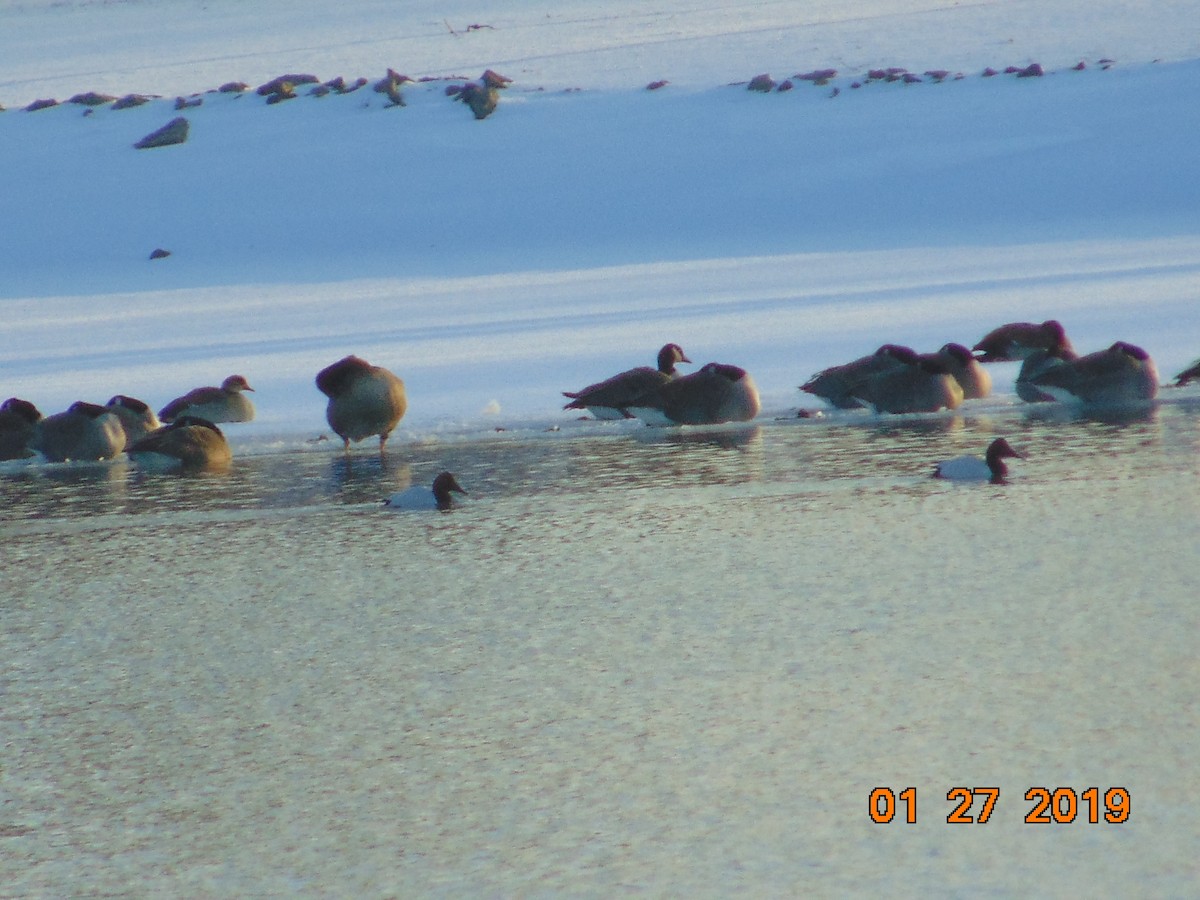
563, 343, 691, 419
0, 397, 42, 460
159, 375, 255, 423
454, 69, 511, 119
384, 471, 467, 511
105, 395, 161, 448
31, 401, 125, 461
852, 354, 964, 414
923, 343, 991, 400
315, 355, 407, 450
1027, 341, 1159, 406
800, 344, 916, 409
630, 362, 761, 425
1174, 359, 1200, 386
1015, 344, 1080, 403
972, 319, 1075, 362
934, 437, 1025, 483
128, 416, 232, 471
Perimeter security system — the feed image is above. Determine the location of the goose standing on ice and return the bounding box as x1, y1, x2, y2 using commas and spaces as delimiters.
933, 438, 1025, 484
563, 343, 691, 419
159, 375, 256, 423
384, 471, 467, 511
316, 355, 408, 451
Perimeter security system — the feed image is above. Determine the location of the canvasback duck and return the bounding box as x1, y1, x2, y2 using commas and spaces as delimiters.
128, 416, 232, 471
31, 401, 125, 462
1027, 341, 1159, 406
105, 395, 161, 448
316, 355, 407, 450
159, 375, 255, 423
800, 344, 915, 409
1174, 359, 1200, 386
972, 319, 1075, 362
384, 471, 467, 511
923, 343, 991, 400
563, 343, 691, 419
851, 353, 964, 414
630, 362, 761, 425
934, 437, 1025, 483
0, 397, 42, 460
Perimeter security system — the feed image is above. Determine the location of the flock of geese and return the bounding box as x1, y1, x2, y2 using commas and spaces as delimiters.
2, 324, 1197, 507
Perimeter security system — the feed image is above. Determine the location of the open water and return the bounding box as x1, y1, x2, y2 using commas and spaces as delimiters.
2, 397, 1198, 895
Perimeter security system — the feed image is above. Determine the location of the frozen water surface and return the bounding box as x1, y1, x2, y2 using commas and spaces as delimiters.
2, 398, 1198, 895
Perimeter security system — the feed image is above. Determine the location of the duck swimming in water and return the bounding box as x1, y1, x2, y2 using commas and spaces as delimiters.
933, 437, 1025, 484
384, 471, 467, 511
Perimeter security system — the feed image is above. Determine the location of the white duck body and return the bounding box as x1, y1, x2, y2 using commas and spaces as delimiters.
933, 438, 1024, 483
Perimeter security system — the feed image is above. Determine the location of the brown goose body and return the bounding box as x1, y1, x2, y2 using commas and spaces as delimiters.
630, 362, 761, 425
0, 397, 42, 460
563, 343, 691, 419
852, 354, 964, 414
32, 401, 125, 462
800, 344, 915, 409
106, 395, 162, 448
1028, 341, 1159, 406
316, 355, 408, 450
972, 319, 1074, 363
128, 416, 232, 471
923, 343, 991, 400
159, 375, 255, 423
